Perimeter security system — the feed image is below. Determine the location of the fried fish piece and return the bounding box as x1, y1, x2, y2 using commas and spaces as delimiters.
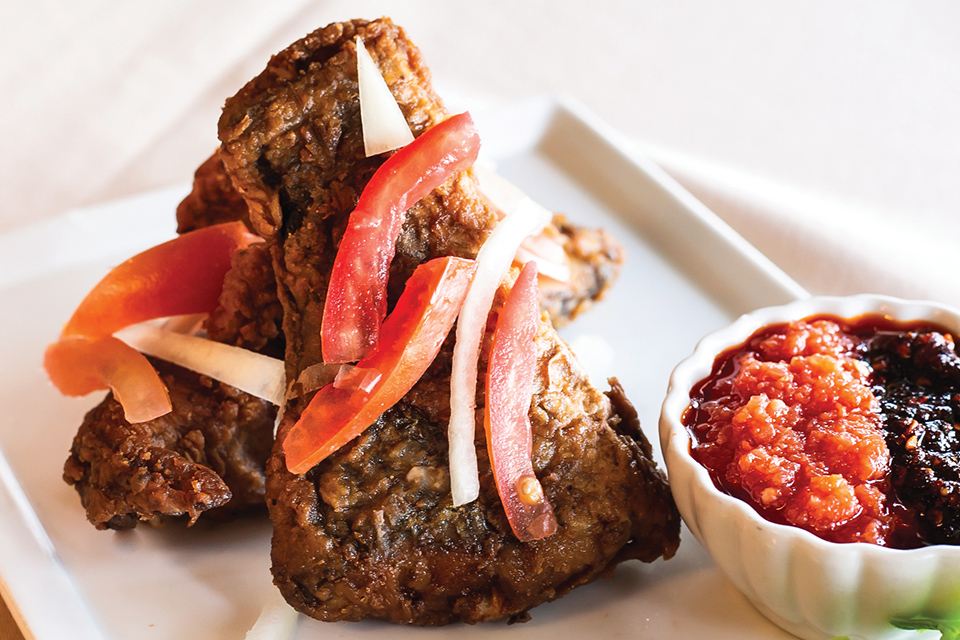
219, 17, 679, 624
63, 359, 275, 530
264, 316, 679, 624
178, 152, 621, 329
62, 243, 281, 530
175, 149, 252, 234
537, 215, 623, 324
205, 240, 285, 359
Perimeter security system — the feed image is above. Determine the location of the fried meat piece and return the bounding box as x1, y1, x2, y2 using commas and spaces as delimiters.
180, 133, 619, 327
175, 149, 251, 233
63, 360, 275, 530
220, 18, 679, 624
267, 320, 679, 624
62, 241, 283, 530
538, 215, 623, 326
219, 18, 484, 378
206, 241, 285, 359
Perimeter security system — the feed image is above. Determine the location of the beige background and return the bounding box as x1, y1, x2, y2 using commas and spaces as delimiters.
2, 2, 959, 638
4, 1, 960, 304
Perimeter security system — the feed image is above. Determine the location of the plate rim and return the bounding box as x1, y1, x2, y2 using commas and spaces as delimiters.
0, 95, 806, 640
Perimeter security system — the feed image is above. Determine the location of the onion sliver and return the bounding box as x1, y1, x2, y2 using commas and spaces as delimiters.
514, 237, 572, 283
116, 323, 286, 406
244, 586, 299, 640
357, 36, 413, 157
475, 166, 571, 282
160, 313, 207, 335
474, 166, 526, 217
448, 179, 552, 506
290, 362, 343, 398
333, 364, 382, 394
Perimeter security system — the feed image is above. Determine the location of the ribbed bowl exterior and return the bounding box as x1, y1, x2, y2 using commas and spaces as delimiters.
660, 295, 960, 640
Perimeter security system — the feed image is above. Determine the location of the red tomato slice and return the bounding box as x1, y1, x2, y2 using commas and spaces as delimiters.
47, 221, 259, 422
321, 112, 481, 363
44, 335, 171, 423
485, 262, 557, 541
62, 221, 261, 338
285, 256, 477, 474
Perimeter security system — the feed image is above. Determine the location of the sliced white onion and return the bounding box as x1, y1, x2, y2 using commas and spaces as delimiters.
160, 312, 207, 335
273, 361, 345, 437
448, 175, 552, 506
333, 364, 382, 394
475, 166, 572, 283
357, 36, 414, 157
115, 322, 286, 406
290, 362, 342, 397
244, 586, 299, 640
514, 236, 572, 283
474, 166, 527, 218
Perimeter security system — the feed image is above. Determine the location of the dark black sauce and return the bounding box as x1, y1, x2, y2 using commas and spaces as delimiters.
867, 329, 960, 545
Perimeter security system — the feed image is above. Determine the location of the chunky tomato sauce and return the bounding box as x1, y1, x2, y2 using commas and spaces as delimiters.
683, 315, 960, 548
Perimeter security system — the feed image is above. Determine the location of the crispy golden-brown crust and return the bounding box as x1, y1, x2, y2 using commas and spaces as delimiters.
539, 214, 624, 325
177, 149, 624, 328
220, 18, 483, 379
221, 17, 679, 625
267, 327, 679, 624
205, 241, 284, 359
175, 150, 251, 234
63, 360, 275, 530
218, 18, 447, 241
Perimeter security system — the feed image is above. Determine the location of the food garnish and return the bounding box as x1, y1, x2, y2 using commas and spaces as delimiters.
60, 221, 260, 338
288, 362, 343, 398
45, 221, 259, 421
320, 112, 481, 364
244, 586, 299, 640
56, 18, 678, 628
356, 36, 414, 156
831, 617, 960, 640
286, 256, 477, 474
115, 322, 286, 406
332, 364, 382, 394
476, 166, 572, 283
890, 616, 960, 640
44, 335, 172, 423
485, 261, 557, 541
514, 231, 572, 283
448, 167, 552, 506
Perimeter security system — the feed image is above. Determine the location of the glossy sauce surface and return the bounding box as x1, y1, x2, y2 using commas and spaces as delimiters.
683, 314, 960, 548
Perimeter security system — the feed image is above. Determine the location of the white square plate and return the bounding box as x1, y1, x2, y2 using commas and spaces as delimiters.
0, 96, 807, 639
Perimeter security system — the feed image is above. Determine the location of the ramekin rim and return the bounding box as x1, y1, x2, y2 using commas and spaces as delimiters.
659, 293, 960, 558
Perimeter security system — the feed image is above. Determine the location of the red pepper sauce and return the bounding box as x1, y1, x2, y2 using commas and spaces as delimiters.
683, 314, 939, 548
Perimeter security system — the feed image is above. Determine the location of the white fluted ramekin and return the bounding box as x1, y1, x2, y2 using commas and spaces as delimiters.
660, 294, 960, 640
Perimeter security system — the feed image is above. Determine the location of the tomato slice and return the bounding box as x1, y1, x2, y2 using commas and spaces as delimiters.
285, 256, 477, 474
321, 112, 481, 363
46, 221, 259, 422
44, 336, 171, 423
62, 221, 261, 338
485, 262, 557, 541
